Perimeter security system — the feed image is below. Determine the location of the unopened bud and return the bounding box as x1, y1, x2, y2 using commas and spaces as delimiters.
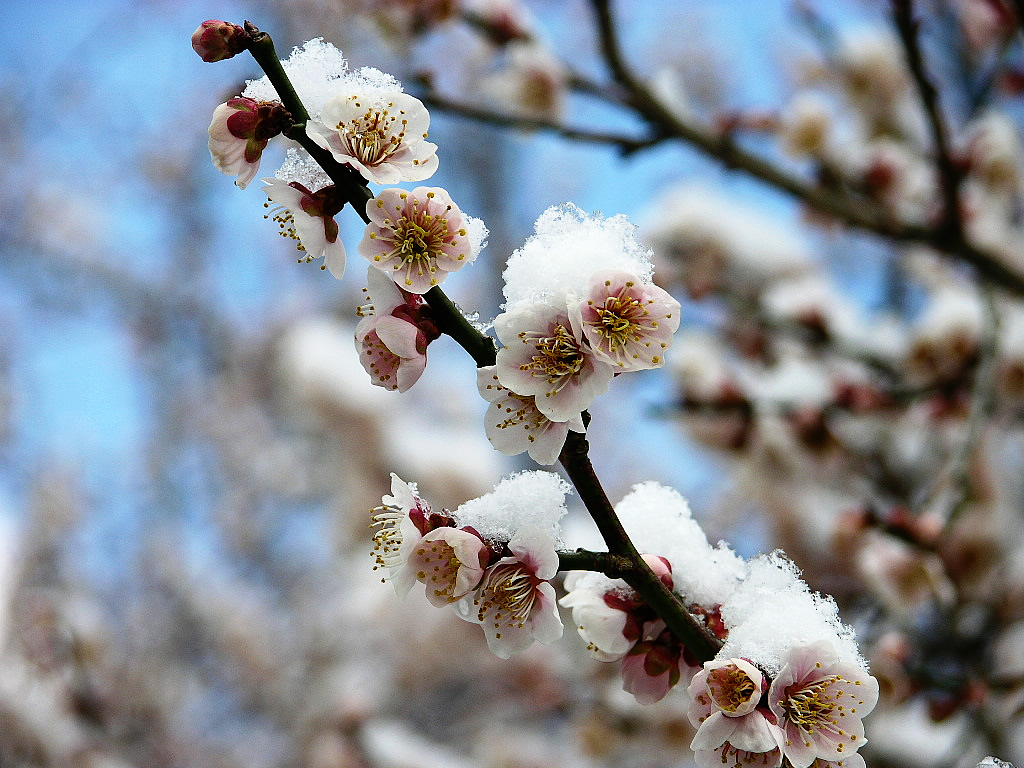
192, 20, 250, 62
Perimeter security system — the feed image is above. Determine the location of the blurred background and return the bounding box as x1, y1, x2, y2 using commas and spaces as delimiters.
2, 0, 1024, 766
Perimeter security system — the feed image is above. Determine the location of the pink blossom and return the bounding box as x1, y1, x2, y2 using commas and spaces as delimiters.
263, 178, 346, 277
688, 658, 785, 768
456, 524, 562, 659
494, 299, 614, 422
355, 267, 441, 392
306, 91, 439, 184
209, 98, 290, 189
360, 187, 474, 293
408, 526, 490, 607
768, 640, 879, 768
621, 621, 690, 704
578, 269, 681, 371
476, 366, 584, 465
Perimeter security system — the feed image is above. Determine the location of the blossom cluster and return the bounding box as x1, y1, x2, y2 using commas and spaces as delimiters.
374, 470, 879, 768
371, 471, 568, 659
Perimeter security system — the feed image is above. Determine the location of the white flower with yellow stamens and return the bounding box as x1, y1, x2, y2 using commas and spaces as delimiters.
455, 524, 562, 659
494, 298, 614, 423
768, 640, 878, 768
306, 90, 439, 184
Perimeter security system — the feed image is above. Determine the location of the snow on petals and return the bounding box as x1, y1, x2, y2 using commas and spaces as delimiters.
476, 366, 584, 465
307, 90, 439, 184
355, 267, 440, 392
457, 524, 562, 659
578, 269, 681, 370
263, 178, 346, 277
494, 299, 614, 422
360, 187, 474, 293
768, 640, 879, 768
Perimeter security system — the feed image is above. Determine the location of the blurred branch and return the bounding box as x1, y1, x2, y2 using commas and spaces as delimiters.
934, 288, 1000, 533
585, 0, 1024, 296
419, 91, 657, 153
891, 0, 965, 241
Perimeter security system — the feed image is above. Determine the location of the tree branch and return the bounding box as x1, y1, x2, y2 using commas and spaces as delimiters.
586, 0, 1024, 296
891, 0, 964, 241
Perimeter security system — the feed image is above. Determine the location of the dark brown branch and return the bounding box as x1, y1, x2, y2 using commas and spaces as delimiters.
891, 0, 965, 240
558, 431, 722, 662
586, 0, 1024, 296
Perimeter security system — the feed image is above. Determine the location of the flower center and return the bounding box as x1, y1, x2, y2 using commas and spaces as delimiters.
593, 295, 646, 349
339, 104, 406, 167
708, 665, 758, 713
782, 676, 841, 733
520, 324, 584, 383
414, 539, 462, 602
475, 563, 538, 632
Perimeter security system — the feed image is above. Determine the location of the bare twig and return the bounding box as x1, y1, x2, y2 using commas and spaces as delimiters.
891, 0, 964, 241
419, 92, 657, 153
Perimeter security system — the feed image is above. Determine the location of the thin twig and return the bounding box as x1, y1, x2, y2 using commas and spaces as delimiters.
934, 288, 1000, 533
419, 92, 657, 153
891, 0, 964, 241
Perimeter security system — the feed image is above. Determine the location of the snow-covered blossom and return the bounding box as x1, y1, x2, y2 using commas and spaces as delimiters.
456, 524, 562, 658
370, 473, 434, 598
476, 366, 584, 465
192, 19, 249, 62
360, 187, 474, 293
263, 178, 346, 277
408, 526, 490, 607
768, 640, 879, 768
494, 299, 614, 422
209, 98, 290, 189
578, 269, 680, 370
355, 267, 441, 392
452, 470, 570, 545
307, 91, 439, 184
689, 658, 785, 768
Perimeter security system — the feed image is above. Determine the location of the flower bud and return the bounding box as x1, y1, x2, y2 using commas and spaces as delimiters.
191, 20, 250, 62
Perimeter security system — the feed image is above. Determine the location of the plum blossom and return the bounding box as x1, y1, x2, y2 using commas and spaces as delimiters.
306, 90, 439, 184
263, 178, 346, 277
578, 269, 681, 371
360, 187, 474, 293
456, 524, 562, 659
768, 640, 879, 768
355, 267, 441, 392
476, 366, 584, 465
209, 98, 290, 188
558, 573, 635, 662
370, 473, 434, 598
689, 658, 786, 768
408, 526, 490, 607
494, 299, 614, 422
622, 621, 690, 704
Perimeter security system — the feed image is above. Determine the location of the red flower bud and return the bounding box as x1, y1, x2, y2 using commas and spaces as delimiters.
191, 20, 250, 62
